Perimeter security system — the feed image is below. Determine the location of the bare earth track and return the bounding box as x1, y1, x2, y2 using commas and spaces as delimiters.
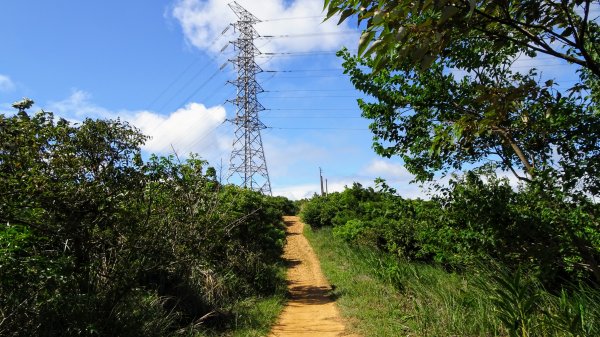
269, 216, 359, 337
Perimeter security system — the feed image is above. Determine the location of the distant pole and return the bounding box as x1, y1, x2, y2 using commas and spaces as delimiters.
319, 167, 324, 196
325, 179, 328, 195
219, 158, 224, 184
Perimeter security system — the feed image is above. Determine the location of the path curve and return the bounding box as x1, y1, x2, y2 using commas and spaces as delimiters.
269, 216, 359, 337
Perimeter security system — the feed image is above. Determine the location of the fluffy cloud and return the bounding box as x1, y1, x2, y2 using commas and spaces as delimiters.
0, 74, 16, 92
272, 159, 429, 200
362, 159, 428, 198
48, 90, 113, 119
263, 134, 328, 179
170, 0, 358, 56
47, 90, 230, 158
272, 183, 320, 200
131, 102, 228, 156
363, 159, 414, 181
272, 178, 360, 200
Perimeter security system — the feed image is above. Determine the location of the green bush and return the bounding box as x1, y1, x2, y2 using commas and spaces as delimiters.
0, 106, 292, 336
332, 219, 369, 242
302, 172, 600, 286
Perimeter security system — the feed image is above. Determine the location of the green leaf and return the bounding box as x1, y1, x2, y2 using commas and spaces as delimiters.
338, 8, 355, 25
365, 38, 385, 57
395, 26, 407, 40
358, 30, 376, 56
372, 10, 384, 25
325, 5, 341, 21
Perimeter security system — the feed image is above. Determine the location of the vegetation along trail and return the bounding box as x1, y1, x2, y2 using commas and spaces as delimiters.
269, 216, 359, 337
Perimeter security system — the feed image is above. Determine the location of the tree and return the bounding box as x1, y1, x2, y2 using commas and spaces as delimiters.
325, 0, 600, 196
0, 102, 290, 336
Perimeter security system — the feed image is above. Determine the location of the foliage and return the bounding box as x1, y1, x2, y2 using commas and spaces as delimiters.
267, 196, 299, 216
318, 2, 600, 325
300, 175, 600, 285
325, 0, 600, 197
0, 104, 292, 336
486, 269, 541, 337
307, 223, 600, 336
325, 0, 600, 76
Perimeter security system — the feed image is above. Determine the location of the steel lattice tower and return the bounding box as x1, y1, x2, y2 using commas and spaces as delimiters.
226, 1, 272, 195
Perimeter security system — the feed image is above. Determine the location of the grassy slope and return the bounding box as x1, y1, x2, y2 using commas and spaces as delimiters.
305, 226, 506, 337
304, 226, 413, 336
305, 224, 600, 337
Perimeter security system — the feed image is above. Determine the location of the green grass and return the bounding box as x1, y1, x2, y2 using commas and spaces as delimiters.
194, 269, 287, 337
305, 225, 417, 336
305, 225, 505, 336
227, 295, 286, 337
192, 295, 285, 337
305, 225, 600, 337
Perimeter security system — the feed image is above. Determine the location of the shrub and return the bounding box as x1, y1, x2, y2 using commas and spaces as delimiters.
0, 107, 291, 336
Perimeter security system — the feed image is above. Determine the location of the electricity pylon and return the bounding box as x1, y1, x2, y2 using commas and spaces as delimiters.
226, 1, 272, 195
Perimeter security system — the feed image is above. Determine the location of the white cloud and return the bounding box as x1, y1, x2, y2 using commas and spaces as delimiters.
131, 102, 228, 156
263, 134, 327, 178
48, 90, 113, 119
362, 159, 429, 199
47, 90, 230, 158
0, 74, 16, 92
272, 159, 429, 200
363, 159, 413, 181
170, 0, 358, 57
272, 182, 320, 200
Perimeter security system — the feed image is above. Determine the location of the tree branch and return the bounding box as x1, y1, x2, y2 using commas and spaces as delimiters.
491, 126, 535, 176
472, 7, 600, 77
493, 146, 532, 183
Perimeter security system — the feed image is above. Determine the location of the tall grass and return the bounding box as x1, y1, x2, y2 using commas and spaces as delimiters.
305, 225, 600, 337
193, 266, 287, 337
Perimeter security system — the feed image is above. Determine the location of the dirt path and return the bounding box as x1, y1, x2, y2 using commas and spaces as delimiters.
269, 216, 358, 337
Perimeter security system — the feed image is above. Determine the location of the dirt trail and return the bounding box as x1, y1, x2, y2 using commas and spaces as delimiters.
269, 216, 359, 337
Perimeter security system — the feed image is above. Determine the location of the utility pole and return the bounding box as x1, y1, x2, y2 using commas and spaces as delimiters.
325, 178, 328, 196
319, 167, 324, 196
226, 1, 272, 195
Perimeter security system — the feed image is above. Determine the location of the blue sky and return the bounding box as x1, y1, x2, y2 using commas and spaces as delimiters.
0, 0, 586, 199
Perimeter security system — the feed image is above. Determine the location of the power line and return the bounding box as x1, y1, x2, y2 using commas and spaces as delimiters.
156, 65, 223, 113
263, 95, 357, 98
145, 58, 202, 111
146, 25, 231, 111
266, 107, 359, 110
263, 68, 345, 73
264, 74, 350, 79
258, 15, 325, 22
262, 116, 363, 119
266, 89, 356, 92
268, 126, 368, 130
258, 31, 357, 39
257, 51, 341, 57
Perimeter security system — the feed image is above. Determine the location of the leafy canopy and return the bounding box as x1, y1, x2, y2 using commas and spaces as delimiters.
325, 0, 600, 196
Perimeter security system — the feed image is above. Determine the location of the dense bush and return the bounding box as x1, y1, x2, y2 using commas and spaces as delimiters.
300, 174, 600, 335
300, 174, 600, 287
267, 196, 299, 215
0, 107, 290, 336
